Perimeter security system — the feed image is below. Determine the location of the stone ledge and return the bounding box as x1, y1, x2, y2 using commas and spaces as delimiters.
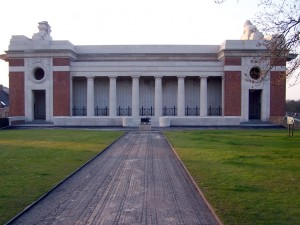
53, 116, 123, 126
139, 124, 151, 131
162, 116, 242, 127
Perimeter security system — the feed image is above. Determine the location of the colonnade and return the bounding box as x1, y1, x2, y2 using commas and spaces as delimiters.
74, 75, 219, 117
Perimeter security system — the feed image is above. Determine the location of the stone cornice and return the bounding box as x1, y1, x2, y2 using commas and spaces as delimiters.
218, 49, 268, 61
76, 53, 218, 62
4, 49, 77, 61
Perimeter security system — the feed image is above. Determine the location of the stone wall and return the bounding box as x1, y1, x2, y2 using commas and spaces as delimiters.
0, 107, 9, 118
270, 116, 300, 130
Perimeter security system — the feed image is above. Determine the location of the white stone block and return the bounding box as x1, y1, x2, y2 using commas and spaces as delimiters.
53, 117, 123, 126
159, 117, 171, 127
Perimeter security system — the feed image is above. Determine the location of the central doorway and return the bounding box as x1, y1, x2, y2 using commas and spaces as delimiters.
33, 90, 46, 120
249, 90, 262, 120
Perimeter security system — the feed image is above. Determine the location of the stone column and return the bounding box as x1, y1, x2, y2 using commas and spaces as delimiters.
132, 76, 140, 117
70, 77, 73, 116
200, 76, 208, 116
109, 76, 117, 117
87, 76, 94, 117
177, 76, 185, 117
155, 76, 162, 117
221, 76, 225, 116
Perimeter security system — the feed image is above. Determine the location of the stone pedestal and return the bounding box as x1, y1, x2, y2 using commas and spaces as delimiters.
139, 124, 152, 131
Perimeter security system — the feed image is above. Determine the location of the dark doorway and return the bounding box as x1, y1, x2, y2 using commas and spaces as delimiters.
33, 90, 46, 120
249, 90, 262, 120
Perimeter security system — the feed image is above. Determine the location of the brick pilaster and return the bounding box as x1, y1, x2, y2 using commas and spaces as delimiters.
53, 71, 70, 116
9, 72, 25, 116
270, 71, 286, 117
224, 71, 241, 116
53, 58, 70, 116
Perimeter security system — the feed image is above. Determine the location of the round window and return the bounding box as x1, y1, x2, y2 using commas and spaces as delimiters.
33, 67, 45, 80
249, 67, 261, 80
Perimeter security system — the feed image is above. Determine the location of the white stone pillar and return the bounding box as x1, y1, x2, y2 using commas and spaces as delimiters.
177, 76, 185, 117
87, 76, 94, 117
200, 76, 208, 116
221, 76, 225, 116
132, 76, 140, 117
155, 76, 162, 117
70, 77, 73, 116
109, 76, 117, 117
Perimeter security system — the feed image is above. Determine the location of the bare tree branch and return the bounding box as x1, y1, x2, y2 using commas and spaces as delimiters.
254, 0, 300, 85
214, 0, 300, 87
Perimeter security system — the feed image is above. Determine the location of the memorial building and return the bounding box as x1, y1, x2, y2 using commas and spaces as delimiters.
1, 21, 290, 127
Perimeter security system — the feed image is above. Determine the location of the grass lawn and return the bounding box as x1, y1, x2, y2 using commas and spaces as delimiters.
0, 129, 124, 225
165, 129, 300, 225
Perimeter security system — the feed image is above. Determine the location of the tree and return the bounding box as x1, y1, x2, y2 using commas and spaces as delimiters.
215, 0, 300, 85
286, 99, 300, 113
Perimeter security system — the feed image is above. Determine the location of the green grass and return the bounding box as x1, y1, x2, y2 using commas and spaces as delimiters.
0, 129, 124, 225
165, 129, 300, 225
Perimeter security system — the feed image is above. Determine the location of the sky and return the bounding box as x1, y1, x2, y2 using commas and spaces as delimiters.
0, 0, 299, 100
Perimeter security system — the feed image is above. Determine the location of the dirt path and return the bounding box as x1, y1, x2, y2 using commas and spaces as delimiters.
9, 131, 220, 225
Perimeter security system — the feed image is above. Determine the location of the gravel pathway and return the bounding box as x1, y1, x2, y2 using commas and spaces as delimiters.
8, 131, 220, 225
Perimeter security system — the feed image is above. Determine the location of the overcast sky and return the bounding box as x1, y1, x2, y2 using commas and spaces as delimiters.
0, 0, 298, 100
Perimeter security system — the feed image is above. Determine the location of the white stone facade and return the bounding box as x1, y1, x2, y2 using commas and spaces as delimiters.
2, 22, 289, 127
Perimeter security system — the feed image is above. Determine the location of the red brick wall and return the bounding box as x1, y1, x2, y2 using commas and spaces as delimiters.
9, 72, 25, 116
271, 58, 286, 67
53, 58, 70, 66
224, 71, 241, 116
224, 57, 241, 66
8, 59, 24, 67
53, 71, 70, 116
270, 71, 286, 116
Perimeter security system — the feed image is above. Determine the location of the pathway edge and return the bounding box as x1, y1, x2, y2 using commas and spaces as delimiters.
163, 132, 224, 225
5, 131, 128, 225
